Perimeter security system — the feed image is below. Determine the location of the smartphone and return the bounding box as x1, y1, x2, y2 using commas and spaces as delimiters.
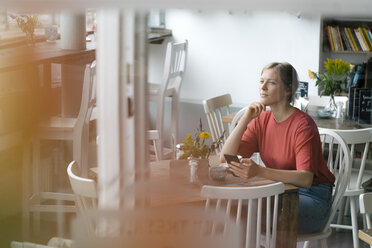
224, 154, 240, 164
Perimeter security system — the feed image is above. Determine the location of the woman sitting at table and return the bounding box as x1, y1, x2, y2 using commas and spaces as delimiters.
220, 62, 335, 234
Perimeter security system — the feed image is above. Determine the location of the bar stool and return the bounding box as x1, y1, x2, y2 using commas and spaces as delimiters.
23, 61, 96, 237
148, 40, 188, 160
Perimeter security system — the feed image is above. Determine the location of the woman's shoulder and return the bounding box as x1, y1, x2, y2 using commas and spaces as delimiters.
292, 108, 318, 130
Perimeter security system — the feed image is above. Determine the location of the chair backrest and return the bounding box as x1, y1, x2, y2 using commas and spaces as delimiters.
230, 106, 248, 134
67, 161, 98, 214
333, 128, 372, 190
73, 61, 96, 176
360, 192, 372, 229
230, 106, 265, 167
72, 206, 241, 248
201, 182, 285, 248
318, 128, 351, 231
203, 94, 232, 153
159, 40, 188, 97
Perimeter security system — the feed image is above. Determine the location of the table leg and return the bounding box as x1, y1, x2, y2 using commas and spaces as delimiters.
276, 190, 298, 248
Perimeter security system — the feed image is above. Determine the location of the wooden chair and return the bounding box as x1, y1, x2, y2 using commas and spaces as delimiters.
148, 40, 188, 160
11, 237, 73, 248
330, 128, 372, 248
360, 192, 372, 229
203, 94, 232, 153
297, 128, 351, 248
71, 206, 241, 248
201, 182, 285, 248
147, 129, 160, 161
25, 61, 96, 236
359, 192, 372, 247
229, 106, 264, 167
67, 161, 97, 214
229, 106, 247, 134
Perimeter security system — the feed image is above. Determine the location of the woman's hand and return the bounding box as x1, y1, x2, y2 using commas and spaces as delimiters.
242, 102, 265, 123
228, 158, 260, 179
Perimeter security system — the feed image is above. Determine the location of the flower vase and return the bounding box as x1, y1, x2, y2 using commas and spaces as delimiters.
26, 32, 35, 46
328, 97, 337, 118
188, 157, 210, 184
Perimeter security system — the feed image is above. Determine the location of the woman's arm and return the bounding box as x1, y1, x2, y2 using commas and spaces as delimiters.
229, 158, 314, 188
220, 102, 265, 162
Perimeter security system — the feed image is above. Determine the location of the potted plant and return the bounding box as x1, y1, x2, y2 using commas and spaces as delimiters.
308, 58, 353, 110
179, 118, 224, 161
10, 14, 39, 44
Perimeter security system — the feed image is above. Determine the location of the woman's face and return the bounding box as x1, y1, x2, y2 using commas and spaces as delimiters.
259, 68, 290, 106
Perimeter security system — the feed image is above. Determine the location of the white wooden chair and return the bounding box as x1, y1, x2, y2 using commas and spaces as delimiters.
67, 161, 97, 214
72, 206, 241, 248
203, 94, 232, 153
297, 128, 351, 248
230, 106, 247, 134
11, 237, 73, 248
147, 129, 160, 161
360, 192, 372, 248
330, 128, 372, 248
201, 182, 285, 248
229, 106, 264, 167
25, 61, 96, 236
148, 40, 188, 160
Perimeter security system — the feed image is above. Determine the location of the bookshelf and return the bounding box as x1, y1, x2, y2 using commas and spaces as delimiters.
320, 18, 372, 89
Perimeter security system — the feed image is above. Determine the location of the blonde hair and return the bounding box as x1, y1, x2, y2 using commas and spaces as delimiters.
261, 62, 299, 103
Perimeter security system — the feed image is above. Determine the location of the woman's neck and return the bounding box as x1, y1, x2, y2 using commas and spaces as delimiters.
270, 102, 296, 123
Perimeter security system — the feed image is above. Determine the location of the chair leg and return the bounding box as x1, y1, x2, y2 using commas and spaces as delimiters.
320, 238, 328, 248
22, 142, 31, 240
32, 138, 40, 235
336, 196, 346, 231
350, 196, 360, 248
303, 241, 310, 248
170, 93, 179, 159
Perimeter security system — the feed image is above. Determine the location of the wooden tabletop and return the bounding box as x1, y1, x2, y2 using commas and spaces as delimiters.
0, 40, 96, 72
89, 156, 297, 207
359, 229, 372, 245
223, 109, 372, 130
89, 157, 298, 248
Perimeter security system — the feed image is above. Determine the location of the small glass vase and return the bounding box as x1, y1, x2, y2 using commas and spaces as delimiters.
188, 157, 199, 183
187, 157, 210, 184
25, 32, 35, 46
328, 97, 337, 118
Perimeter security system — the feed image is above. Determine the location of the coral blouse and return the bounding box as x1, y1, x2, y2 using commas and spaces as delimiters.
238, 108, 335, 185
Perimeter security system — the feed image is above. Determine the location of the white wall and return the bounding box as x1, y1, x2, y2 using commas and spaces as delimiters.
149, 10, 321, 107
147, 10, 322, 144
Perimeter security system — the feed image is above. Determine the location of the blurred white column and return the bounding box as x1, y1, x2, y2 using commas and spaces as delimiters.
60, 12, 86, 50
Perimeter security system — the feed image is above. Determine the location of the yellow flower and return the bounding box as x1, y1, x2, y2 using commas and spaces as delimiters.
186, 134, 192, 140
200, 132, 210, 139
308, 70, 316, 80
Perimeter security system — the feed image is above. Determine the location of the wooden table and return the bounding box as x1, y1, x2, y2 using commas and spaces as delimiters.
0, 40, 96, 73
222, 109, 372, 130
359, 229, 372, 245
90, 157, 299, 248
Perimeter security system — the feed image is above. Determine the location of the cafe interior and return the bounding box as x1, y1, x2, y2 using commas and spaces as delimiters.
1, 1, 372, 248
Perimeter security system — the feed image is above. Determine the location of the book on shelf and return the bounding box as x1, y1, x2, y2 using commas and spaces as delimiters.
331, 26, 341, 51
340, 28, 353, 51
359, 27, 372, 51
355, 28, 368, 51
336, 26, 345, 51
367, 28, 372, 45
362, 27, 372, 50
326, 26, 335, 51
343, 27, 356, 51
347, 28, 360, 51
